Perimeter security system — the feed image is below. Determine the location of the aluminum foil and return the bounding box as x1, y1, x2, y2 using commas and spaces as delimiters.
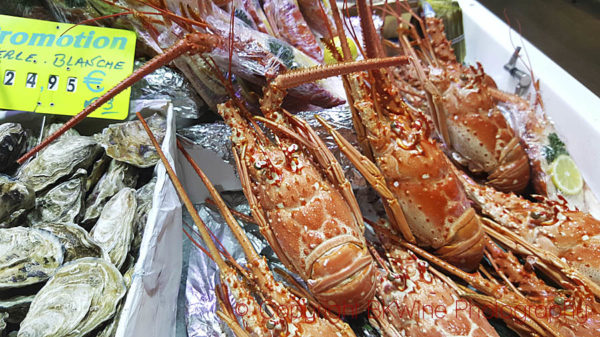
183, 193, 280, 337
130, 61, 206, 121
183, 192, 381, 337
177, 104, 367, 188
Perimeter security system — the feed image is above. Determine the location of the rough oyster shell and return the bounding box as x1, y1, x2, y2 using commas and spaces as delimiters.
0, 312, 6, 335
90, 188, 136, 269
0, 123, 27, 174
131, 177, 156, 255
17, 136, 102, 193
27, 169, 86, 226
83, 160, 138, 227
17, 257, 126, 337
0, 294, 35, 324
0, 227, 63, 290
0, 175, 34, 226
41, 123, 79, 143
96, 263, 135, 337
85, 153, 110, 192
33, 223, 104, 262
95, 114, 166, 168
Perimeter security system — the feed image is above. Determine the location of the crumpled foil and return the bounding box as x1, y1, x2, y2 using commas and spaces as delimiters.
177, 104, 367, 188
183, 193, 284, 337
183, 192, 380, 337
130, 61, 206, 121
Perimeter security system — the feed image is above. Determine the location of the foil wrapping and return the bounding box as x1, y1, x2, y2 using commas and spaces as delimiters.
183, 193, 279, 337
130, 61, 206, 121
177, 104, 367, 188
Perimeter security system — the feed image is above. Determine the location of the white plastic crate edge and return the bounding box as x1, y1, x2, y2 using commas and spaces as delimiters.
115, 101, 183, 337
458, 0, 600, 196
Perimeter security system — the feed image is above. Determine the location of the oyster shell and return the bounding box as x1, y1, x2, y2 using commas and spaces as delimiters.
0, 175, 34, 226
90, 188, 136, 269
33, 223, 104, 262
41, 123, 79, 142
0, 312, 6, 335
17, 136, 102, 193
0, 294, 35, 324
0, 227, 63, 290
95, 114, 166, 168
96, 303, 122, 337
17, 257, 126, 337
83, 160, 138, 227
85, 153, 110, 192
131, 177, 156, 255
27, 169, 86, 226
0, 123, 27, 174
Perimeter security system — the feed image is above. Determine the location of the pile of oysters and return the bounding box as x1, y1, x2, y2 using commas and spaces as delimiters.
0, 114, 166, 337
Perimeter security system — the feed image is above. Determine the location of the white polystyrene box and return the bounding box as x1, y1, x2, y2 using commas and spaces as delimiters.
458, 0, 600, 196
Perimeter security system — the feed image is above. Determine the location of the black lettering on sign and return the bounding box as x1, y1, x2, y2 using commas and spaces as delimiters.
48, 75, 59, 91
66, 77, 77, 92
3, 70, 15, 85
26, 73, 37, 88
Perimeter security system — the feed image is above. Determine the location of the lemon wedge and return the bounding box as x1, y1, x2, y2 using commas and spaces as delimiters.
551, 154, 583, 195
324, 36, 359, 64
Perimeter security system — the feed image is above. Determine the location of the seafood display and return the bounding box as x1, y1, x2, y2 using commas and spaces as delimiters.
0, 115, 163, 335
2, 0, 599, 336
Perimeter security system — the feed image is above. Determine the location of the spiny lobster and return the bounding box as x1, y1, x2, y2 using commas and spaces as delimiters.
317, 0, 485, 271
385, 3, 531, 193
137, 112, 356, 336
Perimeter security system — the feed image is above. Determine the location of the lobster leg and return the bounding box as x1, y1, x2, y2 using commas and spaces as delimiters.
315, 115, 415, 243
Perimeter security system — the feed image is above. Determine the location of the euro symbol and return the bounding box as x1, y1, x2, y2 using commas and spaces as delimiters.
84, 70, 106, 93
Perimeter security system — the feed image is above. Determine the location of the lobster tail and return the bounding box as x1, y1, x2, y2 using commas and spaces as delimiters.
434, 208, 485, 271
309, 241, 378, 314
487, 137, 531, 193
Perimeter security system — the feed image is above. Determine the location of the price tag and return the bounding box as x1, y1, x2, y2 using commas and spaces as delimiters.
0, 15, 136, 120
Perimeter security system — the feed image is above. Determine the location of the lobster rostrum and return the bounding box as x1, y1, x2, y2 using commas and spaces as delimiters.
215, 58, 415, 315
317, 0, 485, 272
387, 4, 531, 194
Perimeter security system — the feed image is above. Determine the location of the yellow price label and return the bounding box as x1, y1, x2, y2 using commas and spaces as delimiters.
0, 15, 136, 120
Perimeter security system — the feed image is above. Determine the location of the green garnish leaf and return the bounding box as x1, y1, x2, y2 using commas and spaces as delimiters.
544, 132, 568, 163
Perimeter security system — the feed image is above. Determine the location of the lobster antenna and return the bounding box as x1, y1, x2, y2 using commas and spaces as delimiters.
135, 112, 230, 272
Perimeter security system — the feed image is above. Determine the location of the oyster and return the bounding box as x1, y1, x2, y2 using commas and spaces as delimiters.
83, 160, 138, 227
17, 257, 126, 337
90, 188, 136, 269
41, 123, 79, 143
17, 136, 102, 193
33, 223, 104, 262
96, 303, 122, 337
0, 123, 27, 174
27, 169, 86, 226
0, 227, 63, 289
0, 294, 35, 324
0, 312, 6, 335
131, 177, 156, 255
85, 153, 110, 192
0, 175, 34, 226
95, 114, 166, 168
